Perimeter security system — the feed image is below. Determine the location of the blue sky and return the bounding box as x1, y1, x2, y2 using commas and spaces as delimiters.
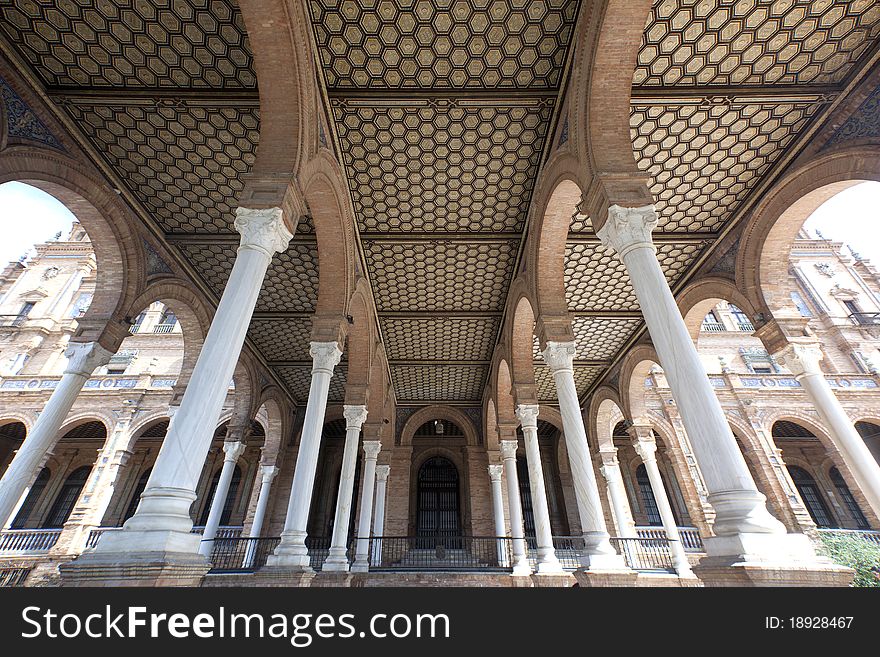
1, 179, 879, 266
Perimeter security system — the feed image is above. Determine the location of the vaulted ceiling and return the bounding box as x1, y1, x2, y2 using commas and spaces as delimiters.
1, 0, 878, 407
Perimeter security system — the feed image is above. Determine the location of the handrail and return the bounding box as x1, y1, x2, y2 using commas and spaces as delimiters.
0, 528, 62, 553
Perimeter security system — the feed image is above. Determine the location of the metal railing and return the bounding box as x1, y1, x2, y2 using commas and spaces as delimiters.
817, 528, 880, 546
86, 525, 243, 549
363, 536, 514, 571
207, 537, 282, 573
736, 321, 755, 332
0, 529, 63, 554
153, 323, 176, 334
700, 321, 726, 332
611, 537, 676, 573
524, 536, 585, 571
636, 526, 704, 552
0, 568, 31, 587
849, 312, 880, 326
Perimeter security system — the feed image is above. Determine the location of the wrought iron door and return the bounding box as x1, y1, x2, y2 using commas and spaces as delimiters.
416, 457, 460, 541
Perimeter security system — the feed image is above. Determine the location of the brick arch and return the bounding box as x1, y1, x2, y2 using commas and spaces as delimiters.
0, 413, 35, 434
588, 388, 625, 452
253, 394, 287, 466
364, 344, 388, 426
526, 159, 586, 319
0, 148, 143, 351
737, 145, 880, 319
485, 398, 499, 452
507, 290, 538, 403
344, 280, 374, 406
300, 151, 358, 325
571, 0, 654, 220
618, 344, 661, 425
125, 279, 213, 394
125, 413, 172, 452
238, 0, 317, 177
400, 405, 479, 448
495, 357, 517, 429
56, 414, 113, 441
677, 276, 761, 341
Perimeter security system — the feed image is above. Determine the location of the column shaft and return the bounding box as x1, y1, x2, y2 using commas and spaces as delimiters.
324, 406, 367, 572
0, 342, 111, 525
500, 440, 531, 575
599, 450, 637, 538
488, 465, 507, 565
199, 441, 246, 557
351, 441, 381, 572
269, 342, 342, 568
243, 465, 278, 569
371, 465, 389, 567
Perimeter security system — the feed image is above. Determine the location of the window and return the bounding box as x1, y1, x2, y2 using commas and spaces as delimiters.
129, 312, 146, 334
636, 464, 662, 526
790, 291, 813, 318
42, 466, 91, 528
70, 293, 92, 318
729, 304, 754, 331
106, 350, 137, 374
516, 456, 535, 538
701, 311, 724, 332
829, 467, 869, 530
10, 468, 50, 529
843, 299, 861, 315
154, 308, 177, 333
740, 347, 777, 374
122, 468, 152, 524
787, 466, 834, 528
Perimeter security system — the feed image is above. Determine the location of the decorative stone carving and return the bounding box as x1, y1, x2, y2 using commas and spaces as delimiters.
499, 440, 518, 460
376, 464, 391, 483
515, 404, 539, 429
343, 404, 369, 430
776, 342, 823, 377
487, 464, 503, 482
596, 204, 659, 258
362, 440, 382, 459
542, 341, 576, 373
234, 207, 292, 257
309, 341, 342, 374
64, 342, 113, 377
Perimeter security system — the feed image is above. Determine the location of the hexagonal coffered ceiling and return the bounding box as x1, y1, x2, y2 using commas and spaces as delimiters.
0, 0, 878, 408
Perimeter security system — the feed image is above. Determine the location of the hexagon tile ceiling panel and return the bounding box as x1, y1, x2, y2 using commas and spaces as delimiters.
0, 0, 255, 88
635, 0, 880, 87
312, 1, 581, 403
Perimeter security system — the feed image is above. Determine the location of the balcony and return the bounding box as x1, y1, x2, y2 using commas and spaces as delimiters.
817, 528, 880, 546
849, 312, 880, 326
636, 526, 704, 552
0, 314, 28, 328
153, 323, 176, 334
0, 529, 62, 554
700, 321, 726, 332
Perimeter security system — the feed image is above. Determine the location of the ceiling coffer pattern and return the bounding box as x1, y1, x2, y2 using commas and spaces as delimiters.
564, 242, 710, 311
334, 99, 553, 233
279, 366, 348, 403
631, 100, 822, 233
248, 318, 314, 362
531, 317, 642, 360
177, 243, 319, 314
635, 0, 880, 87
382, 317, 500, 361
309, 0, 580, 89
0, 0, 255, 88
364, 240, 518, 312
63, 102, 259, 233
391, 365, 487, 401
533, 364, 600, 401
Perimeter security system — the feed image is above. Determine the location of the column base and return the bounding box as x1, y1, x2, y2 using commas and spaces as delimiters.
694, 532, 854, 587
265, 530, 313, 570
350, 557, 370, 573
90, 526, 202, 555
60, 551, 210, 587
579, 552, 630, 571
573, 569, 640, 587
321, 550, 351, 572
511, 560, 533, 576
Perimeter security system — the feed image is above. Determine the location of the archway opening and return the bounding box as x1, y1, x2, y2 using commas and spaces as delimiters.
0, 421, 27, 477
415, 456, 461, 545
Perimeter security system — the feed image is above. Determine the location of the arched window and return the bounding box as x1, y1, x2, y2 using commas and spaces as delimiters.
636, 464, 662, 526
829, 467, 869, 530
122, 468, 152, 524
42, 466, 91, 528
415, 457, 460, 541
198, 466, 242, 526
787, 466, 834, 528
10, 467, 50, 529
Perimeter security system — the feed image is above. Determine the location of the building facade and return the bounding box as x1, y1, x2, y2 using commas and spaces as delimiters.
0, 1, 879, 587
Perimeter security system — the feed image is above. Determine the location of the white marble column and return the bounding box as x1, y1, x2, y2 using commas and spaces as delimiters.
777, 342, 880, 518
543, 342, 627, 569
269, 342, 343, 568
371, 465, 390, 567
199, 440, 247, 557
242, 464, 278, 569
598, 448, 637, 538
323, 405, 368, 572
488, 464, 507, 565
90, 207, 291, 557
500, 439, 531, 575
631, 431, 693, 577
0, 341, 111, 526
516, 405, 563, 574
351, 440, 381, 572
597, 205, 798, 560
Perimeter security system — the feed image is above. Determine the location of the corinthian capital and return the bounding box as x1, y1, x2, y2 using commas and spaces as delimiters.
343, 405, 369, 430
632, 438, 658, 463
375, 465, 391, 483
487, 464, 503, 482
222, 441, 247, 462
499, 440, 518, 460
362, 440, 382, 460
542, 341, 576, 372
515, 404, 539, 430
310, 341, 343, 374
234, 207, 292, 257
64, 341, 113, 377
596, 204, 658, 258
775, 342, 823, 377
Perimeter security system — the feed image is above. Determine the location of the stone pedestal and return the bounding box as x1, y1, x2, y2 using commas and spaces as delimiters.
60, 551, 210, 587
572, 569, 640, 587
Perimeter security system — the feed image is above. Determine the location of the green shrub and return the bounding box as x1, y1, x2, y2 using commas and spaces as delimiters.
817, 532, 880, 587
